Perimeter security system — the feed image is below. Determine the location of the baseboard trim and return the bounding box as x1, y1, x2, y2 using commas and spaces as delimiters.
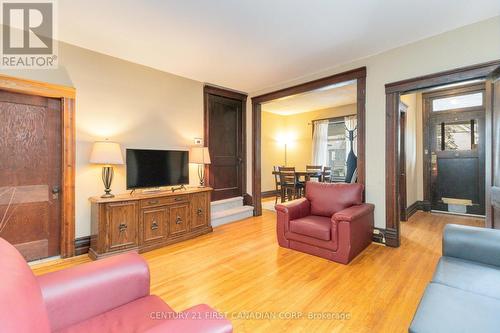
405, 200, 432, 220
406, 201, 419, 219
75, 236, 90, 255
261, 190, 277, 198
243, 193, 253, 205
385, 228, 399, 247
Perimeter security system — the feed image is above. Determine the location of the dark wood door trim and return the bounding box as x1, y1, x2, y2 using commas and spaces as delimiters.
203, 85, 248, 201
385, 60, 500, 247
0, 74, 76, 257
252, 67, 367, 216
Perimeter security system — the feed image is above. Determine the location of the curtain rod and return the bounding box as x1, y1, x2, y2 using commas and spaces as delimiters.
308, 114, 356, 126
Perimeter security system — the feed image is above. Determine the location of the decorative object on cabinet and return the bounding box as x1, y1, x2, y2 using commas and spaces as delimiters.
189, 146, 211, 186
89, 187, 212, 259
89, 140, 124, 198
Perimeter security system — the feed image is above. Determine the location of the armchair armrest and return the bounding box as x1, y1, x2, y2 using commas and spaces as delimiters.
144, 304, 232, 333
333, 203, 374, 222
37, 252, 150, 332
275, 198, 311, 220
443, 224, 500, 267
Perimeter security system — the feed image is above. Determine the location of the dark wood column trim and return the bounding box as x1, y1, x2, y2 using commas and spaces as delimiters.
0, 74, 76, 257
252, 67, 367, 217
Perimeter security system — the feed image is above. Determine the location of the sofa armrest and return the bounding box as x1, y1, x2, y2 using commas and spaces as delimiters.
333, 203, 374, 222
145, 304, 232, 333
37, 252, 150, 332
443, 224, 500, 267
275, 198, 311, 220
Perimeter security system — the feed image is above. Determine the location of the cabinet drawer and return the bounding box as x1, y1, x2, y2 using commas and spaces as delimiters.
141, 195, 188, 208
190, 192, 210, 230
168, 203, 189, 237
106, 201, 138, 250
141, 207, 167, 245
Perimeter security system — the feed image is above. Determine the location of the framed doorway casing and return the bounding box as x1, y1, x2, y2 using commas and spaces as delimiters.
0, 74, 76, 257
252, 67, 367, 216
385, 60, 500, 247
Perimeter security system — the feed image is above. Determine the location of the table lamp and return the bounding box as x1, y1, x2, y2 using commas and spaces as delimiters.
90, 141, 124, 198
189, 147, 211, 187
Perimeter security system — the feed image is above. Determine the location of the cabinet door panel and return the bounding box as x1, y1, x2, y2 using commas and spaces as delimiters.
191, 193, 209, 230
107, 202, 138, 250
168, 203, 189, 237
141, 207, 166, 244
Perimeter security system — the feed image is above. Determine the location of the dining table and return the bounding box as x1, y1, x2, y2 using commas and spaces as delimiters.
272, 170, 324, 182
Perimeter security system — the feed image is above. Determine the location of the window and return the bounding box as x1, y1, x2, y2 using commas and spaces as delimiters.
436, 121, 478, 151
327, 121, 347, 178
432, 92, 483, 112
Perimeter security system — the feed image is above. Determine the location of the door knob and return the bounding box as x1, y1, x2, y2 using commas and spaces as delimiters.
52, 186, 60, 199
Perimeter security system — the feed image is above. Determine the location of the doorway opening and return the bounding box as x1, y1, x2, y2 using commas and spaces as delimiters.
252, 67, 367, 216
399, 82, 486, 223
385, 61, 500, 247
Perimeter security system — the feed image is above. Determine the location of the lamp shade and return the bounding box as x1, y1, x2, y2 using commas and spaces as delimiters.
189, 147, 211, 164
89, 141, 124, 165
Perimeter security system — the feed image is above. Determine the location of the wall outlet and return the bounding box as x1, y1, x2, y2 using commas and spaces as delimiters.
194, 138, 203, 145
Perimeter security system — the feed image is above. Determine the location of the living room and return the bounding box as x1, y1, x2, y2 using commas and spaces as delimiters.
1, 1, 500, 333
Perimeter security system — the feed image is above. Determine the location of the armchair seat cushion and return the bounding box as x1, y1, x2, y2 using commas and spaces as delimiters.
290, 215, 331, 241
56, 295, 174, 333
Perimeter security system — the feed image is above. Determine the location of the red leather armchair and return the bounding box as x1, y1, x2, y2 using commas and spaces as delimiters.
0, 237, 232, 333
275, 182, 374, 264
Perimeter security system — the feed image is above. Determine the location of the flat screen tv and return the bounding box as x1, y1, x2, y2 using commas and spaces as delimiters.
126, 149, 189, 189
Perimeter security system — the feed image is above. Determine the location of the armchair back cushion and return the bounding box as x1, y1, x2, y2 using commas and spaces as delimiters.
0, 237, 51, 333
306, 182, 363, 217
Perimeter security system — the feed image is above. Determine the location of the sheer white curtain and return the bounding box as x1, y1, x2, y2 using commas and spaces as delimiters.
311, 120, 329, 166
345, 115, 357, 157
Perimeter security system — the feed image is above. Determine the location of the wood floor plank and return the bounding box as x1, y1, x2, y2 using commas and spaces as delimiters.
31, 210, 483, 332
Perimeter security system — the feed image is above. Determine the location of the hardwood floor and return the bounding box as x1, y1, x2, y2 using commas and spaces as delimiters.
32, 210, 483, 333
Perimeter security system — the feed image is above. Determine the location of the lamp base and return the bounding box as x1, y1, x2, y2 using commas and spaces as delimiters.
197, 164, 206, 188
101, 166, 115, 199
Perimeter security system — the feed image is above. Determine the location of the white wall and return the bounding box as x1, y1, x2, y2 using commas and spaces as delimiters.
0, 42, 205, 238
247, 16, 500, 228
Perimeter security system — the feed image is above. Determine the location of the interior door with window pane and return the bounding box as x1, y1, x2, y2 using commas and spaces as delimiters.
426, 86, 485, 215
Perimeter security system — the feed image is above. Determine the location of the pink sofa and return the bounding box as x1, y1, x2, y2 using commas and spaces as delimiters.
276, 182, 374, 264
0, 237, 232, 333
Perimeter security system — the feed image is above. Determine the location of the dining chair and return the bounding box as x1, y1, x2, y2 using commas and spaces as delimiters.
322, 166, 332, 182
306, 165, 323, 182
278, 166, 304, 201
273, 166, 283, 205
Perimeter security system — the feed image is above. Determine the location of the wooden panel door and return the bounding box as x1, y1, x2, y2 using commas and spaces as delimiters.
0, 90, 62, 261
141, 207, 167, 245
168, 203, 189, 237
190, 192, 209, 230
207, 93, 244, 201
107, 201, 138, 250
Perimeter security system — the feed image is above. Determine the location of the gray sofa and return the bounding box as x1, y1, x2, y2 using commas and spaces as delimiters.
410, 224, 500, 333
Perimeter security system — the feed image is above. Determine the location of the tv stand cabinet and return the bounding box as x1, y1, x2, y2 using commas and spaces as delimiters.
88, 187, 212, 260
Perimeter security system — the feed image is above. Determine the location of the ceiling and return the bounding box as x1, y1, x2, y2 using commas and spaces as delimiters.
262, 80, 356, 115
59, 1, 500, 93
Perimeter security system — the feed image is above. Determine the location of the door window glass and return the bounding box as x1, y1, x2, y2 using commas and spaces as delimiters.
432, 92, 483, 111
436, 121, 478, 151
